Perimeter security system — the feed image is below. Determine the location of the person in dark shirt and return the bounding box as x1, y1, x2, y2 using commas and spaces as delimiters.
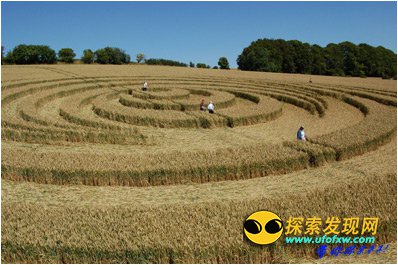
200, 98, 206, 111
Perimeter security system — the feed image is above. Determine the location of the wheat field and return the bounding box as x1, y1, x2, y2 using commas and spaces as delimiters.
1, 64, 397, 263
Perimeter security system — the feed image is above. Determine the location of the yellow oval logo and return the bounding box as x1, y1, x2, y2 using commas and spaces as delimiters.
243, 210, 283, 245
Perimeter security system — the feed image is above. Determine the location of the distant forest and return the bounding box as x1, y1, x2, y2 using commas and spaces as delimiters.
237, 39, 397, 79
2, 40, 397, 79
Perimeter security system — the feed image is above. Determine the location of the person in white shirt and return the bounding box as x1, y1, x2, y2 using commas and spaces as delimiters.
297, 126, 306, 141
207, 101, 215, 114
142, 81, 148, 91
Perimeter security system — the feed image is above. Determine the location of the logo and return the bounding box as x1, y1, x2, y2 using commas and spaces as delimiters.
243, 210, 283, 245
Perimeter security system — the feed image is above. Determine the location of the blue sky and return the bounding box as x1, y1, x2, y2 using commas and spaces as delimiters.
1, 1, 397, 68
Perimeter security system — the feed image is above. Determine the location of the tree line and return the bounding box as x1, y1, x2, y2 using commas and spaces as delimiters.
4, 40, 395, 78
2, 45, 131, 65
237, 39, 397, 79
1, 44, 231, 70
145, 58, 187, 67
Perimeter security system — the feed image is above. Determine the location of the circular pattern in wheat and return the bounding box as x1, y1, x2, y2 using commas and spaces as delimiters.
1, 65, 396, 186
2, 65, 397, 263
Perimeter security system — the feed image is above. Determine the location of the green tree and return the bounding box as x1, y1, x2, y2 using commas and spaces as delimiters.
358, 44, 377, 76
11, 45, 56, 64
218, 57, 230, 69
4, 51, 14, 64
94, 48, 110, 64
237, 39, 283, 72
196, 63, 210, 68
189, 61, 195, 67
264, 40, 283, 72
324, 43, 345, 76
145, 58, 187, 67
237, 43, 271, 71
310, 44, 326, 75
1, 46, 4, 64
278, 40, 296, 73
81, 49, 94, 64
287, 40, 311, 74
94, 47, 130, 64
136, 53, 145, 63
338, 42, 362, 76
237, 38, 395, 78
374, 46, 397, 79
58, 48, 76, 63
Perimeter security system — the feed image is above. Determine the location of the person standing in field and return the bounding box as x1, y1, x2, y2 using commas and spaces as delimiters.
142, 81, 148, 91
297, 126, 306, 141
200, 98, 206, 111
207, 101, 215, 114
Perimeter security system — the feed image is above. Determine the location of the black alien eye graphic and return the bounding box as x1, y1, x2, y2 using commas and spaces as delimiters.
244, 219, 262, 234
265, 219, 283, 234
